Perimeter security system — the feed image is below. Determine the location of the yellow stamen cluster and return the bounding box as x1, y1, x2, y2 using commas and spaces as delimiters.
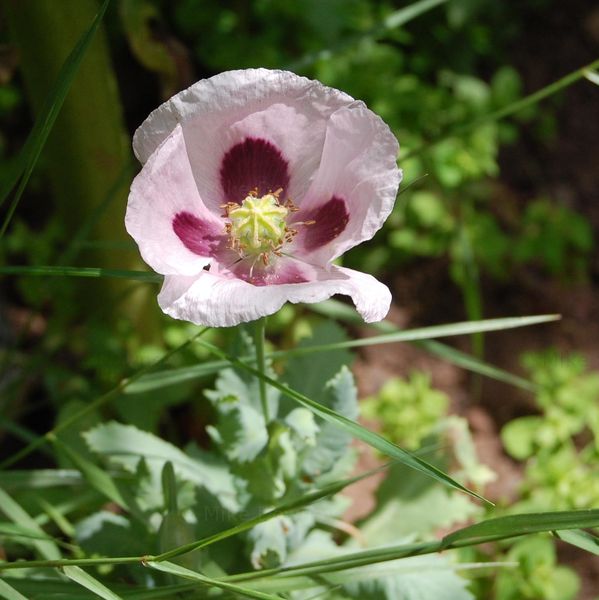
222, 188, 304, 266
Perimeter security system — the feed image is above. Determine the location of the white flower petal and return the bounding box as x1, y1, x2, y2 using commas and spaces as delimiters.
126, 124, 224, 276
295, 104, 401, 264
133, 69, 355, 212
158, 263, 391, 327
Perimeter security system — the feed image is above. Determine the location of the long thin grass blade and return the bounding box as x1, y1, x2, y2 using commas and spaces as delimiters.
0, 579, 28, 600
63, 565, 124, 600
227, 509, 599, 583
554, 529, 599, 555
442, 509, 599, 548
0, 0, 110, 235
128, 314, 554, 394
147, 560, 283, 600
0, 487, 61, 560
155, 466, 386, 562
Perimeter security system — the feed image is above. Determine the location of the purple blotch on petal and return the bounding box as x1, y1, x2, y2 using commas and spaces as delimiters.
301, 196, 350, 252
220, 137, 290, 203
173, 212, 223, 256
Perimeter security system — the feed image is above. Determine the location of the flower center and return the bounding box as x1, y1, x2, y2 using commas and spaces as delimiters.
223, 188, 308, 267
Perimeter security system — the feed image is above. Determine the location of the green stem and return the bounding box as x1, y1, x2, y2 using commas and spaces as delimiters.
254, 317, 270, 424
402, 56, 599, 160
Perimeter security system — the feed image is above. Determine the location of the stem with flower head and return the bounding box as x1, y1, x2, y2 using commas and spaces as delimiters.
254, 317, 270, 424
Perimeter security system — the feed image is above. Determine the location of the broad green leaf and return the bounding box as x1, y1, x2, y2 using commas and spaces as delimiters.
302, 367, 358, 479
554, 529, 599, 555
500, 416, 544, 460
63, 565, 123, 600
343, 554, 474, 600
84, 422, 239, 512
0, 486, 61, 560
147, 560, 282, 600
52, 437, 145, 523
76, 512, 150, 558
357, 462, 479, 545
197, 338, 487, 503
284, 321, 353, 405
207, 403, 268, 463
0, 0, 110, 235
155, 467, 385, 563
248, 517, 290, 570
0, 579, 28, 600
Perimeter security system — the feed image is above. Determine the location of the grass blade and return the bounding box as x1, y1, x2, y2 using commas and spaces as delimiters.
0, 486, 61, 561
0, 0, 110, 235
63, 565, 124, 600
0, 265, 161, 282
147, 560, 283, 600
196, 338, 489, 504
0, 579, 28, 600
226, 509, 599, 583
155, 466, 386, 562
129, 314, 553, 394
554, 529, 599, 555
312, 299, 537, 391
442, 509, 599, 548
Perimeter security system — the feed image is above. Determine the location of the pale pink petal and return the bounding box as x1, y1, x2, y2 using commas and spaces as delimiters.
293, 105, 401, 264
158, 262, 391, 327
126, 124, 225, 276
132, 69, 356, 212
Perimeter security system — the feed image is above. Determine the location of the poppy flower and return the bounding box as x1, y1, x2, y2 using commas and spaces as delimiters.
126, 69, 401, 327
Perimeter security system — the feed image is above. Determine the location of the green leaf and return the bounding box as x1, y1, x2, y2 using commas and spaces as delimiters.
284, 321, 353, 405
63, 565, 123, 600
343, 553, 474, 600
554, 529, 599, 555
0, 579, 28, 600
0, 486, 61, 560
500, 416, 544, 460
146, 560, 283, 600
302, 367, 358, 479
0, 0, 109, 234
52, 437, 145, 522
197, 338, 488, 503
207, 402, 268, 463
248, 517, 290, 570
84, 422, 239, 512
75, 511, 150, 558
442, 509, 599, 548
358, 462, 479, 545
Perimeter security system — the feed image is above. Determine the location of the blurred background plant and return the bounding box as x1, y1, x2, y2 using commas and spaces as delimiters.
1, 0, 598, 598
